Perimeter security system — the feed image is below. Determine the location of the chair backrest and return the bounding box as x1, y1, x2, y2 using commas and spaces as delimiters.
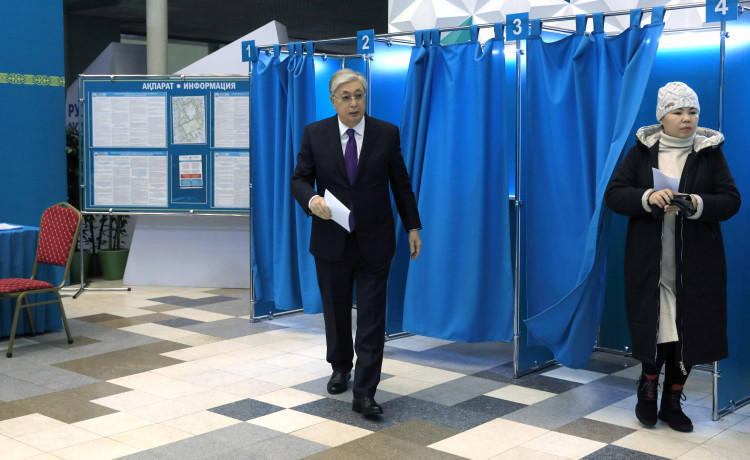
37, 203, 82, 267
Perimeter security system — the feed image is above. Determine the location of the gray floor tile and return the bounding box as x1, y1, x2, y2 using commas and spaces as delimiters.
236, 434, 327, 460
0, 374, 52, 401
294, 397, 397, 431
183, 318, 286, 339
381, 396, 499, 431
452, 395, 526, 417
502, 377, 633, 430
555, 417, 635, 444
154, 317, 203, 328
581, 444, 670, 460
209, 398, 283, 421
586, 353, 640, 375
6, 363, 94, 387
148, 295, 236, 307
263, 312, 325, 330
383, 346, 507, 374
193, 299, 252, 317
410, 376, 507, 406
292, 376, 400, 404
475, 364, 582, 394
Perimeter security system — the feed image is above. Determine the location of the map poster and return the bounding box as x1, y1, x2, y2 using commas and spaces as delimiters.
172, 96, 206, 144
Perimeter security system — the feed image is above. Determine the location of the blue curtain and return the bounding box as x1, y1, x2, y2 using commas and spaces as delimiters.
392, 25, 514, 342
251, 42, 322, 314
523, 9, 664, 367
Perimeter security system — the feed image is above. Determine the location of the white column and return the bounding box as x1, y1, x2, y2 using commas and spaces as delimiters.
146, 0, 168, 74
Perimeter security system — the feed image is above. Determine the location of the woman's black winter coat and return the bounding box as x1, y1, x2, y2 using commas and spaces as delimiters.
605, 126, 740, 367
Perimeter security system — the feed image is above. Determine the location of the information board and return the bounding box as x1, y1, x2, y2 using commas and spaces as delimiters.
80, 76, 249, 213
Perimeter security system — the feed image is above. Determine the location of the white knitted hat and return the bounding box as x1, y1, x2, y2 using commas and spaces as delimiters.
656, 82, 700, 121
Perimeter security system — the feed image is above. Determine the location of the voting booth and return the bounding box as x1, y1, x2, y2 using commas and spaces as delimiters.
246, 2, 750, 420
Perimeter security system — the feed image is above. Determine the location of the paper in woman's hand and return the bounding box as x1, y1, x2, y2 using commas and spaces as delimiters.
324, 190, 351, 232
652, 168, 679, 192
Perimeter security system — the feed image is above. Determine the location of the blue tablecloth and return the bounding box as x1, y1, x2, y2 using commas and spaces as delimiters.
0, 225, 64, 338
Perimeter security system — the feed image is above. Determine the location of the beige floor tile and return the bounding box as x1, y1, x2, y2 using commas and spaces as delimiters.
159, 308, 233, 323
52, 437, 138, 460
485, 385, 556, 405
229, 331, 284, 347
522, 431, 605, 458
225, 347, 286, 365
381, 359, 427, 376
429, 418, 547, 459
248, 409, 325, 434
109, 371, 208, 398
123, 398, 200, 423
110, 423, 191, 450
489, 446, 569, 460
292, 419, 372, 447
72, 412, 152, 437
162, 340, 252, 361
293, 360, 334, 379
736, 404, 750, 416
678, 444, 750, 460
377, 376, 436, 395
17, 425, 100, 452
291, 344, 328, 359
91, 390, 165, 412
169, 389, 244, 411
401, 366, 464, 384
25, 454, 61, 460
162, 410, 241, 435
222, 360, 284, 379
254, 368, 320, 387
191, 353, 247, 370
179, 369, 249, 388
0, 437, 44, 459
585, 405, 644, 430
704, 429, 750, 455
170, 333, 222, 346
657, 408, 746, 443
614, 429, 699, 458
119, 323, 194, 341
220, 378, 285, 398
149, 360, 214, 379
261, 353, 318, 369
252, 388, 324, 408
0, 413, 67, 438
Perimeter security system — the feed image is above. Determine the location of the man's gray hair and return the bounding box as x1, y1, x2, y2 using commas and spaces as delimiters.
329, 68, 367, 96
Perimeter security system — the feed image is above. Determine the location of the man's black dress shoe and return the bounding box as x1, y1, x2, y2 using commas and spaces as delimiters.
327, 371, 350, 394
352, 396, 383, 416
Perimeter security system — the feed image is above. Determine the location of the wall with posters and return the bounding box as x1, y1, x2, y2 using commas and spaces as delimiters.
80, 77, 250, 213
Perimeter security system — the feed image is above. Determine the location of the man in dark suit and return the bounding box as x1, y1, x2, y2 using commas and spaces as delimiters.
291, 68, 421, 416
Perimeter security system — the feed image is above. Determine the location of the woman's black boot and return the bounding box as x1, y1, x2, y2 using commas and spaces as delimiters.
635, 374, 658, 427
659, 386, 693, 432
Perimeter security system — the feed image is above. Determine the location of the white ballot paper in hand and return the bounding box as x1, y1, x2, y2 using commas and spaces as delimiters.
324, 189, 351, 233
652, 168, 679, 193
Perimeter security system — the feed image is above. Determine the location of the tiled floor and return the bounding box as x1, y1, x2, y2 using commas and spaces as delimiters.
0, 281, 748, 459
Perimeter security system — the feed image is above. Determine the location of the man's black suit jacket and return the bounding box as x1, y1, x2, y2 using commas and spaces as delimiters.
291, 115, 421, 264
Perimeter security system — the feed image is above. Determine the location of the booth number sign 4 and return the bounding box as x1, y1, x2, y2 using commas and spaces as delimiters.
707, 0, 738, 22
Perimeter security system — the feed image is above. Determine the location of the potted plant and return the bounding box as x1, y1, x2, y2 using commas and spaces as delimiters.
97, 215, 130, 280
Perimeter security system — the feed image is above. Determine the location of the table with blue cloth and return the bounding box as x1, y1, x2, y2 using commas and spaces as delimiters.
0, 225, 65, 338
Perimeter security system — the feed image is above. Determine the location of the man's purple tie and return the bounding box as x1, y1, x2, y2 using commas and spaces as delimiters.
345, 128, 357, 231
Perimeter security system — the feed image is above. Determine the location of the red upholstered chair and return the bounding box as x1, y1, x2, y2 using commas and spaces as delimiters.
0, 202, 81, 357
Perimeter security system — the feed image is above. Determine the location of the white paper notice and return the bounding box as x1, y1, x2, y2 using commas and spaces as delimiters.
214, 92, 249, 148
93, 152, 168, 206
652, 168, 679, 192
179, 155, 203, 188
214, 152, 249, 208
324, 190, 351, 233
91, 92, 167, 148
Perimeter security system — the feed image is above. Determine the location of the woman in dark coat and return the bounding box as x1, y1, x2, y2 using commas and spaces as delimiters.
605, 82, 740, 433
